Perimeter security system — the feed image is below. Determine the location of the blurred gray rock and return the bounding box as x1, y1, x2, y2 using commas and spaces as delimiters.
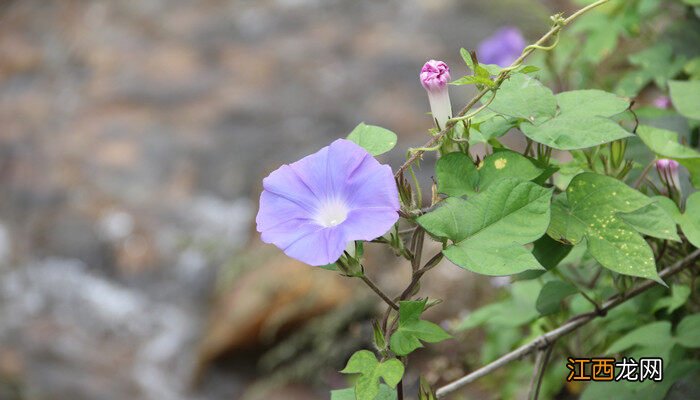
0, 0, 543, 398
0, 258, 204, 400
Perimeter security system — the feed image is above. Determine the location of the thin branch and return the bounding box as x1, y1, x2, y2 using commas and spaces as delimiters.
399, 252, 444, 301
447, 92, 497, 124
398, 226, 419, 235
528, 342, 555, 400
527, 350, 546, 398
337, 257, 399, 310
656, 240, 668, 263
586, 266, 603, 289
411, 228, 425, 272
553, 269, 601, 313
633, 160, 655, 189
524, 138, 533, 157
380, 302, 394, 333
382, 226, 429, 335
382, 252, 445, 343
435, 249, 700, 398
360, 273, 399, 310
420, 251, 445, 273
563, 0, 610, 24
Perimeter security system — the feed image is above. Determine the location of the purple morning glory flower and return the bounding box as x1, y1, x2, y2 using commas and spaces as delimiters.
256, 139, 400, 266
420, 60, 453, 129
477, 27, 526, 67
653, 96, 672, 109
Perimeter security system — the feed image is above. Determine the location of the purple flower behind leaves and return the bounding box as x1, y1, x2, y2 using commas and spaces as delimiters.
477, 27, 526, 67
256, 139, 400, 266
653, 96, 671, 109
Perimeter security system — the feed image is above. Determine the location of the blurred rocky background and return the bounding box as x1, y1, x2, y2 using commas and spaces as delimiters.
0, 0, 559, 399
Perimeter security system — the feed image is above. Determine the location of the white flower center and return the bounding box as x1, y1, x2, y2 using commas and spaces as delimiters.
315, 198, 349, 227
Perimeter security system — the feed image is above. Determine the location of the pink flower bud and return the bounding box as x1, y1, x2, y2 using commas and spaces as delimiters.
420, 60, 450, 92
656, 158, 681, 190
420, 60, 453, 130
653, 96, 671, 109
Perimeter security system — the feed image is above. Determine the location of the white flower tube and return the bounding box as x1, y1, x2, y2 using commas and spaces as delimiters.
420, 60, 453, 130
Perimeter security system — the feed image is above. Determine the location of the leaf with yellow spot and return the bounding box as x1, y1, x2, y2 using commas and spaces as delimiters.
547, 173, 664, 284
436, 150, 543, 197
619, 198, 681, 242
478, 151, 544, 190
419, 178, 552, 276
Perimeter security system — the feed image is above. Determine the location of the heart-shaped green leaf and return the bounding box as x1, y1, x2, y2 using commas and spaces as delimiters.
435, 150, 543, 197
389, 300, 451, 356
486, 74, 557, 123
679, 192, 700, 249
347, 123, 398, 156
620, 200, 681, 242
340, 350, 404, 400
637, 124, 700, 188
556, 89, 630, 117
520, 115, 632, 150
536, 280, 579, 316
669, 80, 700, 120
419, 179, 552, 275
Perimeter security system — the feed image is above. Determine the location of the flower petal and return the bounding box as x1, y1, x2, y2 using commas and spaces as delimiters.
290, 139, 369, 200
326, 139, 372, 194
345, 160, 399, 210
283, 227, 347, 266
256, 190, 313, 232
260, 218, 322, 250
339, 207, 399, 241
262, 164, 321, 213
